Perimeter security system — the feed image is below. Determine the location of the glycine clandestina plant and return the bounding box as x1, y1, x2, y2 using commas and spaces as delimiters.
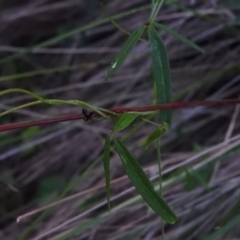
2, 0, 230, 238
0, 0, 206, 228
101, 0, 205, 227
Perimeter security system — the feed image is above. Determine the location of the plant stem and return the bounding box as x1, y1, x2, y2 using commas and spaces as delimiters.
1, 99, 240, 132
156, 114, 165, 239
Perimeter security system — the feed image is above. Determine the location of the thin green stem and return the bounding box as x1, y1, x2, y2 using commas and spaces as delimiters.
0, 88, 44, 100
100, 1, 131, 36
142, 117, 162, 126
156, 113, 165, 239
156, 137, 162, 195
0, 88, 115, 120
0, 101, 42, 118
157, 136, 165, 240
100, 1, 146, 42
42, 99, 113, 119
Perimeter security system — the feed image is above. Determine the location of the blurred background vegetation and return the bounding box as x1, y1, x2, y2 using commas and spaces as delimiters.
0, 0, 240, 239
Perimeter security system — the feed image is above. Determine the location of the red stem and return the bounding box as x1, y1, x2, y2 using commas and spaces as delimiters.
0, 99, 240, 132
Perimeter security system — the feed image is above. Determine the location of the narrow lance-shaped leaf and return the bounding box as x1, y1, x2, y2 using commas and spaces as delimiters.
103, 136, 111, 211
106, 26, 145, 79
114, 138, 178, 224
139, 122, 169, 149
154, 22, 205, 53
114, 113, 139, 132
148, 26, 172, 126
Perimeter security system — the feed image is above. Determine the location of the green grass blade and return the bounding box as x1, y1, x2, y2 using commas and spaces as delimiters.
154, 22, 205, 53
114, 113, 139, 132
0, 62, 102, 83
0, 5, 151, 65
114, 138, 178, 224
106, 26, 145, 79
103, 136, 111, 211
57, 217, 103, 240
217, 196, 240, 228
218, 0, 240, 9
167, 2, 240, 36
139, 122, 168, 149
148, 26, 172, 126
203, 215, 240, 240
191, 169, 209, 190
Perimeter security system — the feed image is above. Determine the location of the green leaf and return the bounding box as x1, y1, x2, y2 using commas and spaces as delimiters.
154, 23, 205, 53
106, 26, 145, 79
21, 126, 40, 141
114, 138, 178, 224
103, 136, 111, 211
148, 26, 172, 126
139, 122, 168, 149
114, 113, 139, 132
